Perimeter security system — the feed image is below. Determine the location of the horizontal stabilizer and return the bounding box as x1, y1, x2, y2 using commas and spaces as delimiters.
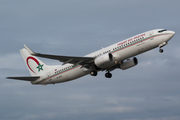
6, 76, 40, 81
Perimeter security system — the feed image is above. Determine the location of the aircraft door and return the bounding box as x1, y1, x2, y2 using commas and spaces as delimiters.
137, 39, 144, 54
47, 72, 51, 77
138, 46, 143, 54
148, 31, 158, 47
47, 72, 54, 84
149, 31, 154, 40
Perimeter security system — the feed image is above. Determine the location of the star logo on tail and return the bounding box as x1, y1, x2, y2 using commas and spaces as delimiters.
36, 63, 44, 72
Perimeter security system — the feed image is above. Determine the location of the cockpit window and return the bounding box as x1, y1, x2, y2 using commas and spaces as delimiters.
158, 29, 167, 33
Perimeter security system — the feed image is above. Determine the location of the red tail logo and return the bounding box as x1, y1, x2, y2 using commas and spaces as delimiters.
26, 57, 40, 74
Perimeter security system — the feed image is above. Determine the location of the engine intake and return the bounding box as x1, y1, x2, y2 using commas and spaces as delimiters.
120, 57, 138, 70
94, 53, 113, 69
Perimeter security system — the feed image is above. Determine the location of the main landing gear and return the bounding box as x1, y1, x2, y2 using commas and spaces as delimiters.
90, 70, 97, 76
90, 70, 112, 78
105, 72, 112, 78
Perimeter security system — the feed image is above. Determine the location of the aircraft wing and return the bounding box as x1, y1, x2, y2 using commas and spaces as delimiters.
24, 45, 95, 65
6, 76, 40, 81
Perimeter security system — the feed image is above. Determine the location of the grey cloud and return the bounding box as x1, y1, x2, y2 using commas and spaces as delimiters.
1, 0, 180, 120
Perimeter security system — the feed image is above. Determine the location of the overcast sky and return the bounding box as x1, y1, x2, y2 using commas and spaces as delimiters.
1, 0, 180, 120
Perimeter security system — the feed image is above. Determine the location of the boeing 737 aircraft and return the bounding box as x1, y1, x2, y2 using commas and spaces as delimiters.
7, 29, 175, 85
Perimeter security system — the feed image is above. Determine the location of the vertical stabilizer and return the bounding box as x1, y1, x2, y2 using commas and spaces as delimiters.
20, 48, 56, 76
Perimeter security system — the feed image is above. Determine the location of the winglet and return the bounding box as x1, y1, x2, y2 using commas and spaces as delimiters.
24, 44, 35, 55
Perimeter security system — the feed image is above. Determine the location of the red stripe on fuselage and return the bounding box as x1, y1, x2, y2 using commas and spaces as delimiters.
112, 34, 166, 54
35, 65, 81, 84
36, 34, 167, 84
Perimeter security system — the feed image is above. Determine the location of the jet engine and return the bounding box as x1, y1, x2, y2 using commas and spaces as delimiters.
120, 57, 138, 70
94, 53, 113, 69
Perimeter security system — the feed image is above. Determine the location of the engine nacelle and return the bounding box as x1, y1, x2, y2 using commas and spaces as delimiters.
94, 53, 113, 68
120, 57, 138, 70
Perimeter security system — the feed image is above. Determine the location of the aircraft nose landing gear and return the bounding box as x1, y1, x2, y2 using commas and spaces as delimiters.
159, 48, 164, 53
159, 42, 167, 53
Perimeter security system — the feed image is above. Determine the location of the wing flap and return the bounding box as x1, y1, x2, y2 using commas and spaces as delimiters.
33, 53, 94, 63
6, 76, 40, 81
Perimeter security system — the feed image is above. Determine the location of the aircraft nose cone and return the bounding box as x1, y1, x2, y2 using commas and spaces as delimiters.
170, 31, 175, 36
167, 31, 175, 41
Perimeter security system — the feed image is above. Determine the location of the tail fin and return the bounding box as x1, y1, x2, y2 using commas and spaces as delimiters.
20, 48, 56, 76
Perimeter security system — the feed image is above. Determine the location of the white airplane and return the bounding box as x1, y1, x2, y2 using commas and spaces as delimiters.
7, 29, 175, 85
